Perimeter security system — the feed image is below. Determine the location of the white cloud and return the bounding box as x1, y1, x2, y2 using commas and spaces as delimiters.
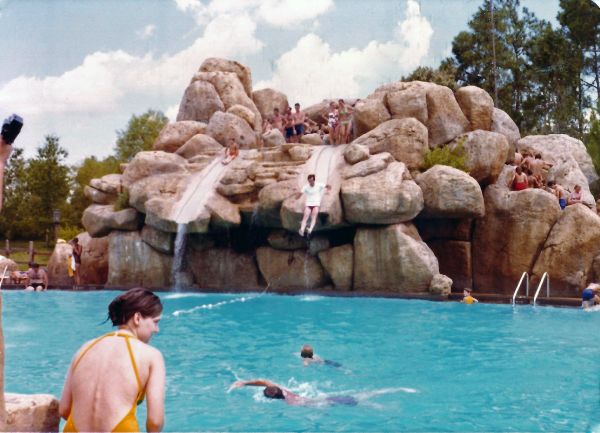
137, 24, 156, 40
256, 0, 433, 106
172, 0, 333, 27
165, 104, 180, 121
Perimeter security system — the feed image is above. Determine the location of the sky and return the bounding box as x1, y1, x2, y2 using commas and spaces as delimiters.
0, 0, 580, 164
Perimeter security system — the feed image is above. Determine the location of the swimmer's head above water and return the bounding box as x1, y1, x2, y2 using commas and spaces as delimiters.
300, 344, 314, 358
263, 386, 285, 399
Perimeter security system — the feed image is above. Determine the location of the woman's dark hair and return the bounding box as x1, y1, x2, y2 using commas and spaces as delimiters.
307, 174, 315, 181
263, 386, 285, 399
107, 288, 162, 326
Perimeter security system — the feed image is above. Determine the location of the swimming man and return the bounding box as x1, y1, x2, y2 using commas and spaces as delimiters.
300, 344, 341, 367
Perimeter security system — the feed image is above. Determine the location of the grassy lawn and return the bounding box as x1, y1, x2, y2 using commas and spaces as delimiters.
1, 240, 54, 271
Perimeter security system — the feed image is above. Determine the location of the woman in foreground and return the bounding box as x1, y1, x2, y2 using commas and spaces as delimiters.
59, 288, 166, 432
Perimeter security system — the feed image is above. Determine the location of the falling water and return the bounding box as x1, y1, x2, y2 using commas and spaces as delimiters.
172, 223, 188, 291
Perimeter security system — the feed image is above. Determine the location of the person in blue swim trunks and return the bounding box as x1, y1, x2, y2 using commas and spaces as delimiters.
300, 344, 341, 367
230, 379, 357, 406
581, 283, 600, 309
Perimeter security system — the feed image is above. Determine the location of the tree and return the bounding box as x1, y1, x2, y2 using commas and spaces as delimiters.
586, 103, 600, 174
114, 109, 168, 162
402, 59, 459, 90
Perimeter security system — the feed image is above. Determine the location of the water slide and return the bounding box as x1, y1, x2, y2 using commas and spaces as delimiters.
171, 155, 229, 224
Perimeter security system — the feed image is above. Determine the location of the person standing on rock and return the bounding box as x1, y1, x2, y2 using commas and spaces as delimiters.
269, 108, 284, 134
60, 288, 165, 432
296, 174, 331, 237
510, 166, 528, 191
24, 262, 48, 291
337, 99, 353, 144
322, 102, 339, 145
284, 107, 295, 143
292, 103, 306, 143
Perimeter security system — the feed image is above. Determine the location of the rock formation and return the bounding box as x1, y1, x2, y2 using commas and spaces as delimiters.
61, 57, 600, 299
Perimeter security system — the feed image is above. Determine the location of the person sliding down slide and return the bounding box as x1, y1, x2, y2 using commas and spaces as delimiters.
295, 174, 331, 237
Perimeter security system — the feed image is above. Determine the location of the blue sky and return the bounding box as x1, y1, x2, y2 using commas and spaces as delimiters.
0, 1, 572, 163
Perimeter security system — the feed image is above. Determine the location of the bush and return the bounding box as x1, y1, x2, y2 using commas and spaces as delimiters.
421, 139, 468, 172
58, 225, 83, 242
113, 190, 131, 211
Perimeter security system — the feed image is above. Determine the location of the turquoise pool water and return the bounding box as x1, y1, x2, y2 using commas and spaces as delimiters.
3, 290, 599, 432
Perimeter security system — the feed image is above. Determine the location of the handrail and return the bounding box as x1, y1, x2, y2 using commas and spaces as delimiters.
533, 272, 550, 306
512, 272, 529, 305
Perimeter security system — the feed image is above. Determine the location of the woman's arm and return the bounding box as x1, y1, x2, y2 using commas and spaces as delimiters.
58, 366, 73, 420
146, 349, 166, 433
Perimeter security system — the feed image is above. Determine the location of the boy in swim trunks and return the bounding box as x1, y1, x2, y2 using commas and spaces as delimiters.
292, 103, 305, 143
284, 107, 295, 143
581, 284, 600, 309
295, 174, 331, 237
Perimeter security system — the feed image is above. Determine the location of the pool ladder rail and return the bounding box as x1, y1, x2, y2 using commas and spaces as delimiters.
512, 272, 551, 306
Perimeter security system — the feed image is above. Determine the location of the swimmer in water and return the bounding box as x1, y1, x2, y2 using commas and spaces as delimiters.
462, 288, 478, 304
229, 379, 357, 406
300, 344, 341, 367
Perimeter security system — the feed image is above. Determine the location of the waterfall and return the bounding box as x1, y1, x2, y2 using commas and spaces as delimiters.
172, 223, 188, 291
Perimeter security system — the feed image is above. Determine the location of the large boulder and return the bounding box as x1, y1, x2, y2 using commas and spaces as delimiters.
352, 99, 391, 137
175, 134, 223, 160
427, 240, 472, 290
176, 80, 224, 123
428, 273, 453, 296
128, 173, 188, 215
415, 165, 484, 218
89, 173, 123, 195
256, 246, 329, 290
77, 232, 109, 285
153, 121, 207, 153
188, 248, 261, 290
206, 193, 241, 229
84, 185, 116, 205
199, 57, 253, 97
343, 143, 370, 164
472, 185, 561, 293
423, 83, 470, 147
82, 205, 141, 238
415, 218, 473, 242
304, 101, 330, 125
262, 129, 286, 148
342, 152, 394, 179
141, 225, 174, 254
47, 242, 73, 286
318, 244, 353, 290
267, 229, 307, 250
353, 224, 439, 292
5, 393, 59, 432
227, 104, 257, 130
192, 71, 261, 132
352, 118, 429, 170
491, 107, 520, 148
206, 111, 258, 149
455, 86, 494, 131
546, 157, 595, 207
341, 162, 424, 224
517, 134, 599, 185
252, 88, 289, 120
256, 180, 297, 227
0, 257, 18, 274
107, 231, 173, 288
121, 151, 188, 187
449, 130, 509, 185
532, 204, 600, 296
385, 86, 428, 125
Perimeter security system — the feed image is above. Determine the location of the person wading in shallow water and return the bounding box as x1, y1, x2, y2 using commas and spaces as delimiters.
60, 288, 166, 432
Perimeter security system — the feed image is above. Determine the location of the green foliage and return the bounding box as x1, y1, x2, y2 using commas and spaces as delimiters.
58, 225, 83, 242
586, 105, 600, 174
115, 109, 168, 162
113, 190, 130, 211
421, 140, 468, 172
402, 59, 459, 90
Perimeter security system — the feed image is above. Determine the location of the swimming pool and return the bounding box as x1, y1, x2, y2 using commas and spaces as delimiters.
3, 290, 599, 432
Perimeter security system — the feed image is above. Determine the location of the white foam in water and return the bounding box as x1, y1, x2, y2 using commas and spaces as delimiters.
172, 294, 257, 317
300, 295, 324, 302
584, 305, 600, 312
163, 293, 208, 300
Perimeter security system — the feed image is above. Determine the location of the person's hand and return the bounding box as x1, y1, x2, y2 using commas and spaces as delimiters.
229, 381, 245, 390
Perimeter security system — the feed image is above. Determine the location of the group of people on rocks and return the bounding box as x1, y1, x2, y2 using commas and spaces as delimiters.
509, 151, 585, 210
262, 100, 355, 145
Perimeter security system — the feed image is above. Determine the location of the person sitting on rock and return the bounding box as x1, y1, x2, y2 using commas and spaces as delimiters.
526, 169, 542, 189
544, 180, 558, 197
24, 262, 48, 291
229, 379, 357, 406
292, 103, 306, 143
521, 151, 534, 171
567, 184, 583, 206
301, 344, 342, 367
553, 183, 569, 209
295, 174, 331, 237
510, 166, 528, 191
581, 283, 600, 309
462, 288, 478, 304
222, 138, 240, 165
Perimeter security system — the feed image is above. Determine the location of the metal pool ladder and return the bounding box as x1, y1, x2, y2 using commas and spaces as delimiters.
532, 272, 550, 307
512, 272, 529, 305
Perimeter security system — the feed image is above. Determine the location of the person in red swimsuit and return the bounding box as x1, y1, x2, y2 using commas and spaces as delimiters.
511, 166, 528, 191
